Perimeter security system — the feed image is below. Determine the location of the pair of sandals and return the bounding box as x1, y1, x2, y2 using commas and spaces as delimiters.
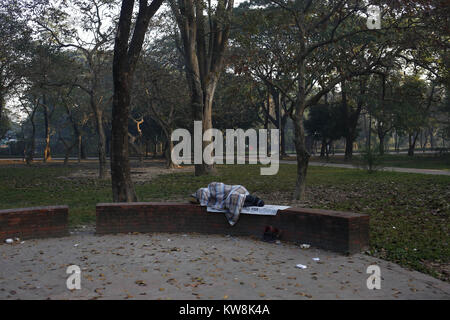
263, 225, 282, 243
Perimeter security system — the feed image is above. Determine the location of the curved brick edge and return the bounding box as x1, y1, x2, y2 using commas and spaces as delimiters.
0, 206, 69, 242
96, 202, 369, 254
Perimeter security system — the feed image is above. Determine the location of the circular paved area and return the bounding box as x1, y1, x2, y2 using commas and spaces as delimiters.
1, 228, 449, 300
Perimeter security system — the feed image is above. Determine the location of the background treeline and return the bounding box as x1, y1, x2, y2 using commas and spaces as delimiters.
0, 1, 449, 184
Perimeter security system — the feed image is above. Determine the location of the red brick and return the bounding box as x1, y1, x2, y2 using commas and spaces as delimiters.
0, 206, 69, 242
96, 203, 369, 254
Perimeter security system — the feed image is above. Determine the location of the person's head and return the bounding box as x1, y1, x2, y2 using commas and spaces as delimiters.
245, 195, 264, 207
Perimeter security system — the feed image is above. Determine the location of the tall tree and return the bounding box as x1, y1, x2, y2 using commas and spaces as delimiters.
111, 0, 164, 202
0, 1, 33, 127
36, 0, 118, 177
169, 0, 234, 175
243, 0, 388, 199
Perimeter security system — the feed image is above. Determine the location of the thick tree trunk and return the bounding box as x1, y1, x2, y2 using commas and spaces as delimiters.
111, 73, 137, 202
111, 0, 137, 202
345, 133, 354, 161
172, 0, 232, 176
196, 86, 217, 175
342, 79, 364, 161
110, 0, 163, 202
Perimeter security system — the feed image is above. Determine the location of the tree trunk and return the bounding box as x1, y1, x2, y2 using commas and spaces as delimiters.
196, 85, 218, 175
408, 132, 419, 156
280, 114, 288, 156
421, 130, 427, 152
171, 0, 232, 176
292, 57, 309, 200
93, 106, 107, 179
320, 139, 326, 158
394, 130, 398, 153
43, 101, 51, 162
110, 0, 163, 202
78, 134, 82, 162
429, 128, 434, 149
293, 115, 309, 200
80, 137, 87, 159
111, 70, 137, 202
165, 136, 175, 169
379, 132, 385, 155
26, 117, 36, 165
367, 113, 372, 151
345, 133, 354, 161
60, 137, 76, 165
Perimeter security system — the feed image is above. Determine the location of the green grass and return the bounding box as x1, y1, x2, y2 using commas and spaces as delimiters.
0, 166, 112, 225
310, 153, 450, 171
0, 162, 449, 281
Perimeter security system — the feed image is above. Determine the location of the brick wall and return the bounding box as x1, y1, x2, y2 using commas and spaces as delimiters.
0, 206, 69, 242
96, 203, 369, 254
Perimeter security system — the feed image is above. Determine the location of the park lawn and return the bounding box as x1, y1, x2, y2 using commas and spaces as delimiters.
0, 165, 112, 225
0, 163, 449, 281
309, 153, 450, 171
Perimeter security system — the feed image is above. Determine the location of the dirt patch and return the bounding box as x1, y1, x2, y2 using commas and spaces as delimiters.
62, 160, 194, 183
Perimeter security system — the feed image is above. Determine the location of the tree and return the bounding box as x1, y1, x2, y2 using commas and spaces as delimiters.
111, 0, 164, 202
305, 102, 345, 159
213, 72, 261, 131
0, 1, 33, 130
169, 0, 234, 175
393, 75, 438, 156
238, 0, 390, 199
133, 53, 191, 168
36, 0, 119, 177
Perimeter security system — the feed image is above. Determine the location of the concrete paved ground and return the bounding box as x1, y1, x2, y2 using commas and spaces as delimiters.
1, 228, 449, 300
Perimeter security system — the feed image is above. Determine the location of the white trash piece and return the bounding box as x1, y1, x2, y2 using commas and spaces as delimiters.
5, 238, 14, 244
295, 264, 307, 269
300, 244, 310, 249
312, 257, 320, 262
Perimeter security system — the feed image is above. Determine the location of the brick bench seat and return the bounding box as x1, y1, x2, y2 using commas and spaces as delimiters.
0, 205, 69, 242
96, 202, 369, 254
